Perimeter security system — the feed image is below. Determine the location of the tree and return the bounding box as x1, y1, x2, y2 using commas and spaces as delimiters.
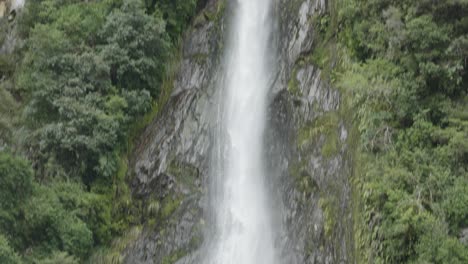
0, 153, 33, 212
100, 0, 170, 96
0, 235, 21, 264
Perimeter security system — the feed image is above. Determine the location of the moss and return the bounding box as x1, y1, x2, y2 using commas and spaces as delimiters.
146, 200, 161, 217
88, 226, 142, 264
307, 0, 344, 83
321, 129, 340, 158
319, 197, 338, 238
297, 122, 316, 148
191, 53, 209, 64
297, 112, 340, 158
289, 160, 318, 197
162, 249, 188, 264
199, 0, 226, 25
143, 193, 182, 229
160, 196, 182, 219
167, 159, 199, 190
287, 67, 302, 96
0, 19, 7, 46
116, 155, 128, 181
188, 233, 202, 250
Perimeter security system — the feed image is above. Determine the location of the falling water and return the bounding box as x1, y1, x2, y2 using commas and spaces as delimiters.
11, 0, 25, 9
206, 0, 276, 263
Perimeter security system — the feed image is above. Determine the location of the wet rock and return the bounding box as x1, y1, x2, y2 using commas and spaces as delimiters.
123, 0, 225, 263
265, 0, 354, 263
0, 2, 6, 18
124, 0, 354, 263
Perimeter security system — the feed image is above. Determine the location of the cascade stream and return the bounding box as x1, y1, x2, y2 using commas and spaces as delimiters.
206, 0, 276, 263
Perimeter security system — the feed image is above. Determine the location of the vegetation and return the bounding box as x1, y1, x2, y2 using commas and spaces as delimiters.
2, 0, 467, 263
0, 0, 199, 262
331, 0, 468, 263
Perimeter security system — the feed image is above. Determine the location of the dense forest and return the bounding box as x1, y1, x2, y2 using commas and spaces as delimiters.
334, 0, 468, 263
1, 0, 200, 262
0, 0, 467, 263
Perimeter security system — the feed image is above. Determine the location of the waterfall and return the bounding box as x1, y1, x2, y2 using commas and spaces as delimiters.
11, 0, 25, 10
206, 0, 276, 263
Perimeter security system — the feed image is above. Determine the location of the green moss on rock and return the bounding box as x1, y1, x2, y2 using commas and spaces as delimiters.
167, 159, 199, 190
319, 197, 338, 238
288, 67, 302, 96
162, 249, 187, 264
160, 196, 183, 219
289, 160, 319, 197
297, 111, 340, 158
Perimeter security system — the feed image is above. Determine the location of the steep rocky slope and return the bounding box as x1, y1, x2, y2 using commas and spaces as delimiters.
124, 0, 354, 263
123, 0, 226, 262
268, 0, 354, 263
0, 0, 22, 55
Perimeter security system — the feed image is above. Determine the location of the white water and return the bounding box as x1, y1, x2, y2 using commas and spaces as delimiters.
11, 0, 25, 9
206, 0, 275, 263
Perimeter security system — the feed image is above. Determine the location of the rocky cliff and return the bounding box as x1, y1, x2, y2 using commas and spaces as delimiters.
124, 0, 355, 263
269, 0, 354, 262
0, 0, 22, 55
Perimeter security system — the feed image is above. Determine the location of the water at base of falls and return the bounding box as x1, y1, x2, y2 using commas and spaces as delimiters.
205, 0, 276, 263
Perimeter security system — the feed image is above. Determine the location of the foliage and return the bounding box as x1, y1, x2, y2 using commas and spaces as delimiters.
100, 0, 170, 97
37, 251, 78, 264
0, 153, 33, 212
18, 0, 157, 183
144, 0, 198, 41
335, 0, 468, 262
0, 0, 200, 262
0, 235, 22, 264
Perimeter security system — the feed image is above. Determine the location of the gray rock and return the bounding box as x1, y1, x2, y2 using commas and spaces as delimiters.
460, 228, 468, 245
124, 0, 354, 263
123, 1, 226, 263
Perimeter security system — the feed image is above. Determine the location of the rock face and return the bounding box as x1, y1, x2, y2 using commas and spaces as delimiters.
0, 0, 22, 55
267, 0, 354, 263
124, 0, 355, 263
0, 2, 7, 19
123, 1, 226, 263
